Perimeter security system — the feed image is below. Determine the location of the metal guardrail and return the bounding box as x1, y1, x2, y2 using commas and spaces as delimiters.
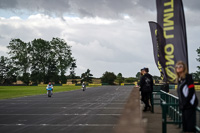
151, 91, 161, 113
151, 87, 200, 133
151, 85, 165, 113
160, 90, 182, 133
196, 107, 200, 132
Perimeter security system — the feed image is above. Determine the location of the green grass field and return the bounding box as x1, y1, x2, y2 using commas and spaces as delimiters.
0, 86, 83, 100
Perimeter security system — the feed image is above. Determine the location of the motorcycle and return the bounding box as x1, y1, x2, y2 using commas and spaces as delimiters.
82, 84, 86, 91
46, 86, 53, 97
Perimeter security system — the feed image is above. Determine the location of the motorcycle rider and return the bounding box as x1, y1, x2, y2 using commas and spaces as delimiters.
82, 82, 86, 91
46, 82, 53, 94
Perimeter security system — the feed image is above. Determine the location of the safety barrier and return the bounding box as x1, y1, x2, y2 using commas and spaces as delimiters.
151, 88, 200, 133
88, 84, 102, 86
196, 107, 200, 132
62, 84, 76, 86
160, 90, 182, 133
195, 85, 200, 90
151, 85, 168, 113
151, 87, 161, 113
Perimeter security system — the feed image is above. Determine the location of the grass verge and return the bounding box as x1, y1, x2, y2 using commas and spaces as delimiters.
0, 86, 82, 100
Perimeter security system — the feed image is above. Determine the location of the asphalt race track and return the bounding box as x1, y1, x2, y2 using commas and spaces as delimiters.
0, 86, 133, 133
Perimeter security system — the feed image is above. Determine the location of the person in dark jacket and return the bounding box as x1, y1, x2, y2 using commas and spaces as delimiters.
175, 61, 198, 133
139, 68, 145, 103
140, 68, 153, 111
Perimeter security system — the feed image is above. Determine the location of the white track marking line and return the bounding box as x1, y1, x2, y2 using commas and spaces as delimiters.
0, 103, 126, 105
0, 107, 124, 110
0, 114, 121, 116
0, 124, 116, 127
116, 87, 120, 90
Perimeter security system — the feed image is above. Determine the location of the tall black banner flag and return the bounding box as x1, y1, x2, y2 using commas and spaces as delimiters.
149, 21, 166, 82
156, 0, 188, 83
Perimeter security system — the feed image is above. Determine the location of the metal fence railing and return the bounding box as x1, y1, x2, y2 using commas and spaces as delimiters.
160, 90, 182, 133
151, 85, 200, 133
196, 107, 200, 132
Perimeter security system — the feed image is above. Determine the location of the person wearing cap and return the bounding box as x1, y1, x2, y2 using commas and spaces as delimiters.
139, 68, 153, 112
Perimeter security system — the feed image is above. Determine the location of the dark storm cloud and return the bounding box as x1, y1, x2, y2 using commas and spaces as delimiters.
0, 0, 18, 9
0, 0, 150, 18
0, 0, 71, 16
0, 0, 199, 18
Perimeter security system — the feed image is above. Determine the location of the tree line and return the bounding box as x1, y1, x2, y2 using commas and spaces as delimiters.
191, 47, 200, 83
0, 38, 76, 85
1, 38, 199, 85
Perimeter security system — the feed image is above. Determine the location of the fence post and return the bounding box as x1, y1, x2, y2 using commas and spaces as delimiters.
151, 92, 154, 113
166, 94, 169, 115
162, 102, 167, 133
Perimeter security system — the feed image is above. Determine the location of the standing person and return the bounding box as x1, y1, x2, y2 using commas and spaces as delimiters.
175, 61, 198, 133
140, 68, 153, 111
139, 68, 145, 102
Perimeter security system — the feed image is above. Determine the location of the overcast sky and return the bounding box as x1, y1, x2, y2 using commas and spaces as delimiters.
0, 0, 199, 78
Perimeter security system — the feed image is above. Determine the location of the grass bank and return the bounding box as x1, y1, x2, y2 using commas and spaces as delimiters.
0, 86, 82, 100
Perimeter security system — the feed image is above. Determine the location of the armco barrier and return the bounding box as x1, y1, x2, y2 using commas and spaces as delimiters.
88, 84, 102, 86
62, 84, 76, 86
195, 85, 200, 90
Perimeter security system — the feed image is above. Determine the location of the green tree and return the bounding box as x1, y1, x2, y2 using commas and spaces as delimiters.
7, 39, 30, 85
46, 59, 59, 84
115, 73, 124, 85
0, 56, 18, 84
191, 72, 200, 82
0, 56, 7, 84
136, 72, 141, 79
50, 38, 75, 83
152, 75, 161, 83
30, 38, 50, 83
30, 38, 75, 84
69, 62, 77, 79
101, 71, 116, 85
6, 38, 75, 84
81, 69, 93, 83
124, 77, 137, 83
197, 47, 200, 71
195, 47, 200, 82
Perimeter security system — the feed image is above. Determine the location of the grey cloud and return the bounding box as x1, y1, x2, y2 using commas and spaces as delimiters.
0, 0, 199, 77
0, 35, 4, 39
0, 0, 18, 9
0, 0, 152, 18
0, 0, 199, 19
0, 0, 70, 16
183, 0, 200, 11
